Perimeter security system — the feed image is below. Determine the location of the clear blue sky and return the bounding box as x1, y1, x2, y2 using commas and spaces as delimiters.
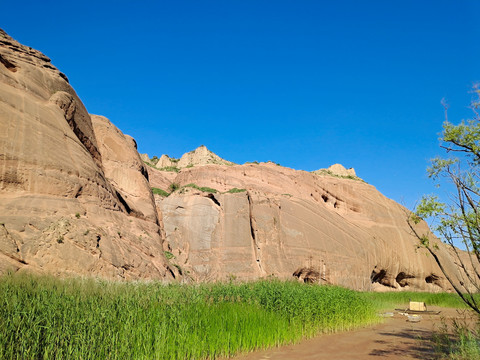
2, 1, 479, 208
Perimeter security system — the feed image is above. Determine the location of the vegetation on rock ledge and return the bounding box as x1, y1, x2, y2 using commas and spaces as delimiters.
182, 183, 218, 193
314, 169, 365, 182
151, 187, 169, 197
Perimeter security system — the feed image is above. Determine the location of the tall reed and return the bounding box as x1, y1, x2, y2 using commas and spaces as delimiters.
0, 273, 378, 359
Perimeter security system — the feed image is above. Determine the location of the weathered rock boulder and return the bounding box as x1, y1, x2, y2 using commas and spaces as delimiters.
139, 153, 151, 164
91, 115, 158, 223
0, 29, 173, 280
177, 145, 234, 168
150, 145, 235, 171
156, 154, 178, 168
313, 163, 358, 178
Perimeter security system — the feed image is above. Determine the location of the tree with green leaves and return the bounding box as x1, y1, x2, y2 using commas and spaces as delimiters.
412, 85, 480, 315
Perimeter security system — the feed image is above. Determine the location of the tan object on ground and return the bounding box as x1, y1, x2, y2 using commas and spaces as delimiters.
409, 301, 427, 312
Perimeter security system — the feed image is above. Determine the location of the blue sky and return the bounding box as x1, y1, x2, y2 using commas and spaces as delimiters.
1, 1, 479, 208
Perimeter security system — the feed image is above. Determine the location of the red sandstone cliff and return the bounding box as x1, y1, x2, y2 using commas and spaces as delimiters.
0, 29, 468, 291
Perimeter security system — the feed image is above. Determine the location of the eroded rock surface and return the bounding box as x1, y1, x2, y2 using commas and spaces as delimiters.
313, 164, 358, 178
0, 28, 469, 291
91, 115, 158, 223
143, 145, 234, 170
150, 162, 462, 291
0, 29, 172, 280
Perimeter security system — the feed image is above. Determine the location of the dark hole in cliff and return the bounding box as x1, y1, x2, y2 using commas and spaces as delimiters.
425, 274, 441, 286
167, 266, 176, 279
206, 193, 221, 206
8, 46, 21, 53
116, 191, 132, 214
321, 194, 328, 202
75, 186, 83, 198
293, 267, 320, 283
370, 269, 387, 283
395, 272, 415, 287
141, 165, 149, 181
0, 54, 17, 72
96, 235, 101, 248
304, 269, 320, 283
334, 201, 339, 208
59, 72, 69, 83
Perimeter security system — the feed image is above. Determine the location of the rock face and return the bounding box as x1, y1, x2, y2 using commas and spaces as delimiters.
0, 28, 469, 291
91, 115, 158, 223
0, 29, 173, 280
149, 162, 462, 291
177, 145, 235, 168
144, 145, 235, 170
156, 154, 177, 168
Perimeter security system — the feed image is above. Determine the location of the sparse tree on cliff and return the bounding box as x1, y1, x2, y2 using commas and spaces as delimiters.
411, 85, 480, 315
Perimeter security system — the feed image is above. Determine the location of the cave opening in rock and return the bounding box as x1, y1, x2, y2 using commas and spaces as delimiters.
426, 274, 438, 283
425, 274, 441, 286
116, 191, 132, 214
0, 54, 17, 72
293, 267, 321, 283
370, 268, 386, 283
395, 272, 415, 287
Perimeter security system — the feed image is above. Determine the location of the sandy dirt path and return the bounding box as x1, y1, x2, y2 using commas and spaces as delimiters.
232, 307, 472, 360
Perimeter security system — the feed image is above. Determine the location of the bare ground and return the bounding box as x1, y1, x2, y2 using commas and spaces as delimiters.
232, 307, 474, 360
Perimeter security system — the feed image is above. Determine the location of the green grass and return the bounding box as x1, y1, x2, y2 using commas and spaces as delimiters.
183, 183, 218, 193
143, 161, 160, 170
152, 187, 169, 197
169, 183, 180, 192
433, 324, 480, 360
226, 188, 247, 193
0, 274, 379, 360
164, 251, 175, 259
359, 291, 473, 310
447, 329, 480, 359
159, 166, 180, 173
2, 273, 476, 360
143, 161, 180, 173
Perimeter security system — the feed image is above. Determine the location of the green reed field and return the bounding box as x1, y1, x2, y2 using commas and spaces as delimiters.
359, 291, 471, 310
0, 273, 472, 360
